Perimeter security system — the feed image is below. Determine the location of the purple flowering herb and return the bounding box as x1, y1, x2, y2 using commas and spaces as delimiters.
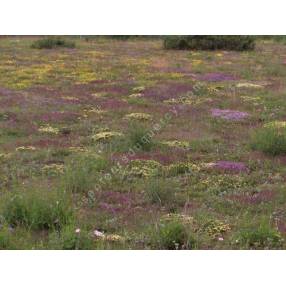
211, 108, 249, 120
142, 83, 193, 101
196, 73, 237, 82
213, 161, 248, 173
229, 190, 275, 205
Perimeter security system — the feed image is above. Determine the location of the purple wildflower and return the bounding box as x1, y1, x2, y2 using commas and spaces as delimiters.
213, 161, 248, 173
211, 108, 249, 120
142, 83, 193, 101
196, 73, 237, 82
36, 111, 80, 123
229, 190, 275, 205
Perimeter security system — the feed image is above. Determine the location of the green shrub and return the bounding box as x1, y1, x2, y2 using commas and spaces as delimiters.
48, 225, 94, 250
145, 178, 178, 207
0, 225, 13, 249
251, 123, 286, 155
163, 36, 255, 51
236, 224, 283, 249
150, 220, 196, 250
62, 154, 108, 193
127, 123, 155, 152
31, 37, 75, 49
0, 225, 34, 250
0, 188, 73, 230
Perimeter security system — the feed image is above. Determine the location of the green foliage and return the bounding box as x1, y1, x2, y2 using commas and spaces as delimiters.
127, 123, 155, 152
0, 188, 73, 230
31, 37, 75, 49
0, 225, 13, 249
163, 36, 255, 51
150, 220, 197, 250
0, 225, 33, 250
166, 162, 192, 177
48, 225, 94, 250
251, 124, 286, 155
145, 178, 178, 207
62, 153, 108, 193
236, 224, 283, 249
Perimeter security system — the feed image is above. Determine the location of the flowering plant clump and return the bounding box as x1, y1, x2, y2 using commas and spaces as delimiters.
38, 124, 59, 134
211, 108, 249, 120
203, 220, 231, 239
92, 131, 123, 142
68, 146, 89, 153
128, 93, 143, 98
42, 164, 65, 176
93, 230, 125, 242
195, 174, 251, 194
205, 161, 248, 173
161, 140, 190, 149
241, 96, 262, 106
124, 112, 152, 121
165, 162, 193, 176
16, 146, 36, 152
132, 86, 145, 92
127, 159, 162, 178
236, 82, 264, 89
263, 121, 286, 129
162, 213, 194, 225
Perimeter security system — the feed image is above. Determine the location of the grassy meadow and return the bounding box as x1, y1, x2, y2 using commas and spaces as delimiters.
0, 36, 286, 249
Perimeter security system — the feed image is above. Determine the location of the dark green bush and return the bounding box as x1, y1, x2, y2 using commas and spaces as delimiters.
236, 224, 283, 249
31, 37, 75, 49
62, 153, 108, 193
48, 225, 94, 250
251, 123, 286, 155
127, 123, 155, 152
145, 178, 179, 207
0, 188, 73, 230
163, 36, 255, 51
150, 220, 197, 250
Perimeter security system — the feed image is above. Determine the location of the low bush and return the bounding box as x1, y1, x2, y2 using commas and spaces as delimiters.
150, 220, 197, 250
251, 123, 286, 155
0, 188, 73, 230
62, 153, 108, 193
236, 224, 283, 249
48, 225, 94, 250
163, 36, 255, 51
127, 123, 155, 152
31, 37, 75, 49
145, 178, 179, 207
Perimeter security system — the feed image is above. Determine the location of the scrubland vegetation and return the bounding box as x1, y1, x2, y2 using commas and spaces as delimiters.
0, 36, 286, 249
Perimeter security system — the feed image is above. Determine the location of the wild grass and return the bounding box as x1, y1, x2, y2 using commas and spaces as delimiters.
127, 123, 156, 152
31, 37, 75, 49
251, 125, 286, 155
0, 188, 73, 230
145, 178, 179, 207
61, 153, 108, 193
150, 220, 197, 250
235, 224, 283, 249
48, 225, 94, 250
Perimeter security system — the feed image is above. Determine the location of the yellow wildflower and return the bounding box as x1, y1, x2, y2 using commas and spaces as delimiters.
264, 121, 286, 129
38, 125, 59, 134
16, 146, 36, 151
124, 113, 152, 121
92, 131, 123, 142
161, 140, 190, 149
236, 83, 264, 89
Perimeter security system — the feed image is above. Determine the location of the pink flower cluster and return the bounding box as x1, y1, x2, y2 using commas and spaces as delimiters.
212, 161, 248, 173
211, 108, 249, 120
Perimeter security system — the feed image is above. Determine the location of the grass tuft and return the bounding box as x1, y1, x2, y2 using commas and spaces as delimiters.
251, 124, 286, 155
0, 188, 73, 230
